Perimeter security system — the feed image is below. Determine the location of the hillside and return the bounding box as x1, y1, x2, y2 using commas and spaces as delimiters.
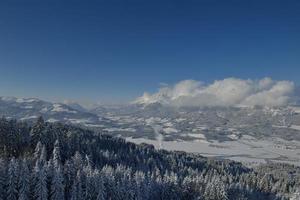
0, 117, 299, 199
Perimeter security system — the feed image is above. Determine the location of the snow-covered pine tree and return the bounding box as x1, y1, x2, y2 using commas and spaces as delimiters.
30, 117, 45, 148
46, 159, 54, 195
7, 157, 19, 200
34, 159, 48, 200
134, 171, 147, 200
182, 176, 196, 199
70, 183, 77, 200
50, 166, 64, 200
70, 170, 83, 200
290, 189, 300, 200
40, 145, 47, 164
72, 151, 83, 172
18, 158, 30, 200
215, 177, 228, 200
64, 160, 76, 200
96, 174, 106, 200
204, 176, 228, 200
0, 158, 7, 200
34, 141, 42, 162
84, 165, 96, 200
52, 140, 61, 168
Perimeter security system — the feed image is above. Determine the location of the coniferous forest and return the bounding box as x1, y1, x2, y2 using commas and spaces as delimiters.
0, 117, 299, 200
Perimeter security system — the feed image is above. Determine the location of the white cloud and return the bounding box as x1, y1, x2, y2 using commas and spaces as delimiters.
134, 78, 295, 107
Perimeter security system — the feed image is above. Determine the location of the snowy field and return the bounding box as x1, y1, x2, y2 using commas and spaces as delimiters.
126, 134, 300, 166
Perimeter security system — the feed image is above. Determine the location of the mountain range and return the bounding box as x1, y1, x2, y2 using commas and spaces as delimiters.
1, 96, 300, 166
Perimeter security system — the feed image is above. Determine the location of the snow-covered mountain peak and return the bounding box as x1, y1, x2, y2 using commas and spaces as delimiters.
0, 96, 100, 126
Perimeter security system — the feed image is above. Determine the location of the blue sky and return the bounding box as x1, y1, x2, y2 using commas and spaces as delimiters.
0, 0, 299, 103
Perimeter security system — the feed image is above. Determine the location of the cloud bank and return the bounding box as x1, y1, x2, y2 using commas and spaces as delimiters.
134, 78, 295, 107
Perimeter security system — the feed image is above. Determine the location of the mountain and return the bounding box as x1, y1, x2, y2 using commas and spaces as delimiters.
133, 91, 171, 105
63, 100, 87, 112
0, 96, 100, 126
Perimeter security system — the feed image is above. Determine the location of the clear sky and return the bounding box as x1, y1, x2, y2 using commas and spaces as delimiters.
0, 0, 299, 103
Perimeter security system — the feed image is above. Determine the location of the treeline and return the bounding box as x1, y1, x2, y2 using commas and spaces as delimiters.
0, 117, 298, 199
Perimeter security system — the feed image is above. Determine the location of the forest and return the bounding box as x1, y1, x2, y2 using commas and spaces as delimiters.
0, 116, 299, 200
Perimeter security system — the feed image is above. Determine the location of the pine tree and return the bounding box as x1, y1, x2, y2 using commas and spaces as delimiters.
85, 168, 95, 200
290, 189, 300, 200
96, 175, 106, 200
204, 176, 228, 200
182, 176, 197, 199
83, 154, 96, 200
70, 182, 78, 200
34, 159, 48, 200
52, 140, 61, 168
215, 177, 228, 200
30, 117, 45, 148
51, 166, 64, 200
46, 159, 54, 188
72, 151, 83, 171
18, 159, 30, 200
40, 145, 47, 164
0, 159, 7, 200
259, 174, 271, 193
70, 170, 83, 200
34, 141, 43, 162
64, 160, 75, 200
7, 157, 18, 200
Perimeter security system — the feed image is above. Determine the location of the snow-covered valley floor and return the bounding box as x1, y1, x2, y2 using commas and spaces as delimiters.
126, 134, 300, 166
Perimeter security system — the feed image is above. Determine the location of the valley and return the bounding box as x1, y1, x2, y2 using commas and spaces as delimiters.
1, 96, 300, 166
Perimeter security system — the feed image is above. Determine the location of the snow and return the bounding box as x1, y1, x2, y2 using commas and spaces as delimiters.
164, 122, 173, 127
1, 96, 16, 101
52, 104, 77, 113
40, 107, 49, 113
263, 107, 281, 116
106, 116, 121, 121
290, 125, 300, 131
215, 127, 222, 131
103, 127, 136, 132
126, 135, 300, 166
192, 126, 207, 132
151, 125, 164, 149
291, 106, 300, 114
145, 117, 164, 125
16, 98, 38, 103
84, 124, 105, 128
161, 118, 169, 123
187, 133, 206, 139
197, 126, 207, 130
228, 134, 239, 140
241, 135, 256, 140
136, 118, 145, 122
20, 115, 38, 120
67, 118, 91, 124
23, 105, 33, 109
272, 125, 287, 128
66, 118, 105, 128
175, 118, 186, 122
47, 118, 59, 123
163, 127, 178, 134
